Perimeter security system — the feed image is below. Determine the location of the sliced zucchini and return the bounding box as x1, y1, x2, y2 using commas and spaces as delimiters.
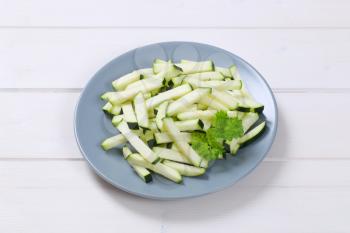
155, 101, 168, 131
229, 65, 239, 80
154, 132, 191, 144
132, 165, 153, 183
170, 143, 179, 151
148, 119, 159, 133
137, 68, 154, 79
134, 92, 149, 128
162, 160, 205, 176
187, 104, 199, 111
197, 103, 207, 110
228, 138, 240, 155
126, 75, 165, 90
215, 66, 232, 78
109, 75, 164, 105
176, 60, 214, 74
111, 115, 124, 127
177, 110, 217, 121
101, 92, 115, 100
153, 60, 182, 80
145, 84, 192, 109
127, 153, 182, 183
143, 92, 152, 99
166, 88, 211, 116
112, 71, 141, 91
198, 95, 229, 111
227, 121, 266, 154
153, 147, 191, 164
102, 102, 113, 113
123, 146, 152, 182
226, 111, 242, 119
122, 146, 133, 159
174, 119, 204, 131
169, 76, 185, 87
239, 121, 266, 146
116, 121, 160, 164
210, 89, 238, 110
200, 119, 212, 131
188, 79, 242, 91
236, 99, 264, 113
121, 102, 138, 129
140, 130, 156, 148
163, 118, 207, 168
182, 71, 224, 82
101, 134, 127, 151
242, 112, 259, 133
102, 102, 122, 115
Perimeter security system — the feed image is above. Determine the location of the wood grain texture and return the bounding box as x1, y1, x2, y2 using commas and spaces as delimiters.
1, 0, 350, 27
1, 29, 350, 88
0, 160, 349, 233
0, 92, 349, 159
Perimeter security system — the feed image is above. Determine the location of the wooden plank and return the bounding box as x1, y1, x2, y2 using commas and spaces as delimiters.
1, 28, 350, 88
0, 160, 349, 233
0, 0, 350, 27
0, 92, 349, 159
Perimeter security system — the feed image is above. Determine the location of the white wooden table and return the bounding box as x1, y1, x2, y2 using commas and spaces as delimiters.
1, 1, 350, 232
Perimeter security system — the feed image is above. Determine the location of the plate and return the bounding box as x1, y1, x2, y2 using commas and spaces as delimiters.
74, 41, 278, 200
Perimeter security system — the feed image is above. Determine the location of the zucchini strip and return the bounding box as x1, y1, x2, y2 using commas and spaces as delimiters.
177, 110, 217, 121
146, 84, 192, 109
167, 88, 211, 116
211, 89, 239, 110
198, 95, 229, 111
163, 118, 207, 168
116, 121, 160, 164
123, 146, 152, 183
176, 60, 214, 74
153, 147, 191, 164
121, 102, 138, 129
162, 160, 205, 176
112, 71, 141, 90
109, 75, 164, 105
155, 101, 168, 131
154, 132, 191, 144
134, 92, 149, 128
127, 153, 182, 183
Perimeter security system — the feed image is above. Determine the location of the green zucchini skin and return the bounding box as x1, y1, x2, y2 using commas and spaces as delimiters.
237, 105, 264, 113
239, 122, 266, 148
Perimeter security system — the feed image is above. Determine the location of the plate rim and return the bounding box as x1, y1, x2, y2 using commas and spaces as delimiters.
74, 41, 278, 200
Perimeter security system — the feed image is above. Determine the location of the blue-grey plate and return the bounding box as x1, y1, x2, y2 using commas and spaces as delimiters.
74, 41, 277, 200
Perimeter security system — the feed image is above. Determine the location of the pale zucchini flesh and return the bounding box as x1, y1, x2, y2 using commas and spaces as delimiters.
163, 118, 207, 168
177, 110, 217, 121
116, 121, 160, 164
121, 102, 138, 129
101, 134, 127, 151
166, 88, 211, 116
176, 60, 214, 74
153, 147, 191, 164
146, 84, 192, 109
198, 95, 229, 111
112, 71, 140, 90
162, 160, 205, 176
127, 153, 182, 183
155, 101, 168, 131
154, 132, 191, 144
134, 92, 149, 128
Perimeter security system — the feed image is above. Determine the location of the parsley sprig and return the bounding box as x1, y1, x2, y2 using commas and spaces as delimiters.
191, 111, 243, 160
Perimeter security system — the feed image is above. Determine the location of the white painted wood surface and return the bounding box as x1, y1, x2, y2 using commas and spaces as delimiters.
1, 0, 350, 232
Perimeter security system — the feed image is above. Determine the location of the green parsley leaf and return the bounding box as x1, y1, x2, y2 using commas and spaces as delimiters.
191, 111, 244, 161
